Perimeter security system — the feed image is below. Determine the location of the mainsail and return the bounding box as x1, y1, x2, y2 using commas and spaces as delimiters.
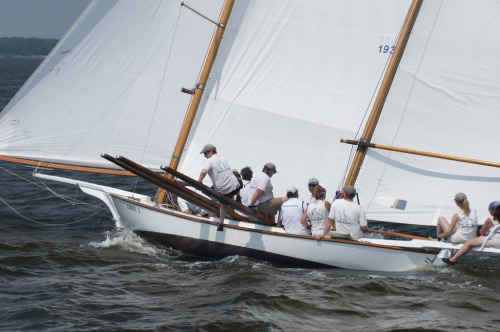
0, 0, 224, 172
178, 0, 412, 200
355, 0, 500, 225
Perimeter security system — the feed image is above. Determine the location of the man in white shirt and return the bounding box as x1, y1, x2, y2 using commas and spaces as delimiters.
198, 144, 240, 231
177, 186, 209, 216
277, 186, 310, 235
316, 186, 368, 241
248, 162, 287, 221
239, 166, 253, 206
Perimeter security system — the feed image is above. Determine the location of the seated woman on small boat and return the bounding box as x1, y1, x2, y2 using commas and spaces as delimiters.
442, 201, 500, 266
436, 192, 477, 243
300, 185, 330, 237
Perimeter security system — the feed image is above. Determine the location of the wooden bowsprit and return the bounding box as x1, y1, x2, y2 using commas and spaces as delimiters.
161, 166, 276, 226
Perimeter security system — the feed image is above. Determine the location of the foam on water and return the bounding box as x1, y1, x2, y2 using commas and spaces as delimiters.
89, 228, 163, 256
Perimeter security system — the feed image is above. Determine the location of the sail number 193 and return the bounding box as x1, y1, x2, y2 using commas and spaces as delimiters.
378, 44, 395, 54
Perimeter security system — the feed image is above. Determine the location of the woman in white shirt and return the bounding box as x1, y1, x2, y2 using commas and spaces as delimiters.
301, 185, 330, 236
442, 201, 500, 265
436, 192, 478, 244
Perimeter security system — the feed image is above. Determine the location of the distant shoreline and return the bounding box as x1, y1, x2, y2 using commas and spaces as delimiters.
0, 54, 46, 59
0, 37, 58, 57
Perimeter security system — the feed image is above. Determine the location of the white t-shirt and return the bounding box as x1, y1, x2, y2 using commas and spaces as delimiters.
329, 199, 367, 240
177, 186, 209, 215
280, 197, 310, 235
250, 172, 273, 205
203, 154, 239, 195
307, 200, 330, 236
450, 209, 478, 243
240, 180, 252, 206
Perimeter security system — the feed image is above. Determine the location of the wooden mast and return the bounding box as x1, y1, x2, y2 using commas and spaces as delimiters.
157, 0, 235, 203
343, 0, 423, 187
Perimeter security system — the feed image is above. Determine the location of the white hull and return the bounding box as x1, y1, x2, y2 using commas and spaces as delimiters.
109, 194, 439, 272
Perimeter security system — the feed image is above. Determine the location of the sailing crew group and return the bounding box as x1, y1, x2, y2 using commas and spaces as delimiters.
195, 143, 368, 239
177, 143, 500, 264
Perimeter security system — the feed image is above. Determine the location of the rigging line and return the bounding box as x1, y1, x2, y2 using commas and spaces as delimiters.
181, 2, 223, 27
340, 9, 410, 189
355, 1, 427, 212
0, 195, 105, 226
172, 0, 227, 162
0, 166, 103, 209
139, 5, 185, 172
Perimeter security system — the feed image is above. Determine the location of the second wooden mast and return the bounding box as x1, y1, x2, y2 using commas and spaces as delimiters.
343, 0, 423, 187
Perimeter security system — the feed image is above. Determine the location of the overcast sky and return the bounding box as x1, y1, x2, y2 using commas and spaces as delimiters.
0, 0, 91, 39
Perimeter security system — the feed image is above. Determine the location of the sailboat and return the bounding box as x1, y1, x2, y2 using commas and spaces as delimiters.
1, 0, 499, 271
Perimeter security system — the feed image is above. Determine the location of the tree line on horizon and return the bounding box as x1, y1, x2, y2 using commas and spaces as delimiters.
0, 37, 58, 56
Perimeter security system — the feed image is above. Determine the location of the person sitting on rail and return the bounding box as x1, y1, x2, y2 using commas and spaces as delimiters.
442, 201, 500, 266
278, 185, 310, 235
316, 186, 367, 241
436, 192, 477, 243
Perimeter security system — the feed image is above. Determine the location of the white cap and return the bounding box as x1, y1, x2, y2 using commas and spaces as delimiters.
286, 185, 298, 194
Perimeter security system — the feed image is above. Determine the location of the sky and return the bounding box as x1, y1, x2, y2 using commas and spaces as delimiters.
0, 0, 91, 39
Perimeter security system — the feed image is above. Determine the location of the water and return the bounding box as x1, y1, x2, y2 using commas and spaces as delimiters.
1, 58, 500, 331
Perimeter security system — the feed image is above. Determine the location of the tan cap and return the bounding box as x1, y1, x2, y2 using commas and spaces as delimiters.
200, 144, 216, 154
264, 162, 277, 173
454, 192, 467, 202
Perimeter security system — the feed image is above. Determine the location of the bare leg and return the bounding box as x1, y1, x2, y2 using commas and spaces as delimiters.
450, 236, 486, 262
437, 216, 450, 238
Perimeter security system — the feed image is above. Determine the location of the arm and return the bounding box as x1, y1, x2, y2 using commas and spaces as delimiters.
198, 169, 208, 182
248, 188, 263, 207
300, 208, 309, 228
324, 201, 331, 212
480, 218, 494, 236
277, 209, 283, 227
316, 217, 334, 241
177, 198, 190, 214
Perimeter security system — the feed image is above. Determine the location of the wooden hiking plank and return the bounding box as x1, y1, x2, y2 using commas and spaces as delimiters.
101, 154, 219, 215
161, 166, 276, 226
101, 154, 251, 222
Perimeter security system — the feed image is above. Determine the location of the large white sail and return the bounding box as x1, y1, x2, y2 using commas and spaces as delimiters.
356, 0, 500, 225
0, 0, 224, 171
178, 0, 412, 199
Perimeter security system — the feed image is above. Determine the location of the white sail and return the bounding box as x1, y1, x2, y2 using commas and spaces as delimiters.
356, 0, 500, 225
0, 0, 224, 171
178, 0, 412, 199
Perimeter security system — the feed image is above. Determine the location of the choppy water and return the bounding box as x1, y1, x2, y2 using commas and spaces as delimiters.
1, 57, 500, 332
